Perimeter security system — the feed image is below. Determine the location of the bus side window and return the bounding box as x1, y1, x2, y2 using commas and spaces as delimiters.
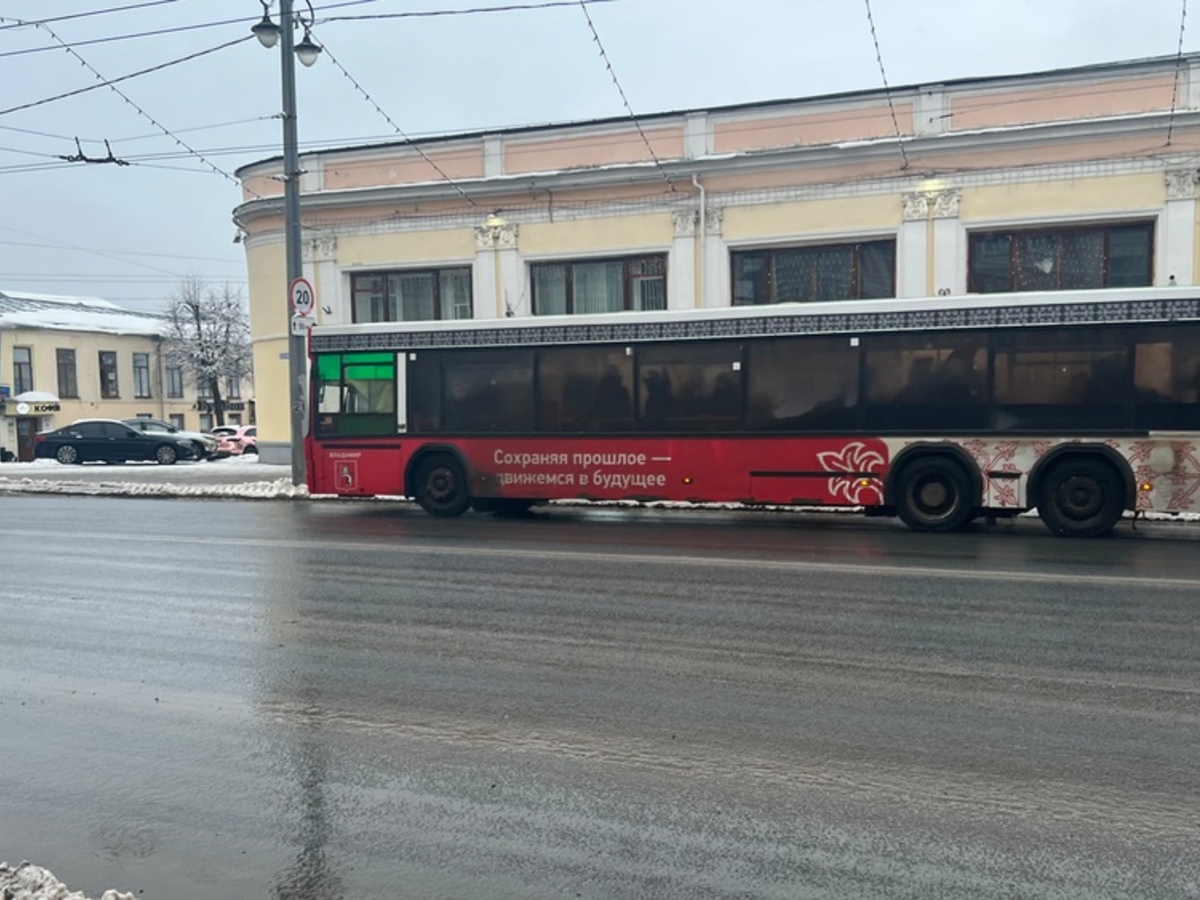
637, 342, 742, 432
745, 336, 860, 432
441, 349, 534, 433
537, 346, 634, 432
1133, 323, 1200, 430
992, 326, 1131, 432
863, 334, 988, 432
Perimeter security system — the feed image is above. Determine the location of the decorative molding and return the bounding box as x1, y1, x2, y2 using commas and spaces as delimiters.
474, 222, 519, 251
1165, 169, 1200, 200
673, 209, 698, 237
312, 297, 1200, 354
302, 234, 337, 262
704, 207, 724, 235
931, 188, 962, 219
903, 189, 960, 220
902, 192, 930, 221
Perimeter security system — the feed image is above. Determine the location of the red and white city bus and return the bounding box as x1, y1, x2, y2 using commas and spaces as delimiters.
304, 287, 1200, 537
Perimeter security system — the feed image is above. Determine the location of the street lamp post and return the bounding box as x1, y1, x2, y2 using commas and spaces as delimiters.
254, 0, 321, 486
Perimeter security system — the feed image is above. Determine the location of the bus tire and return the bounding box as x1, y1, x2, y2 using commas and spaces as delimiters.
894, 457, 975, 533
1037, 457, 1124, 538
413, 454, 471, 517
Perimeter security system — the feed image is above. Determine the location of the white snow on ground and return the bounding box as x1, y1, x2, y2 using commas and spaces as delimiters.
0, 861, 134, 900
0, 455, 312, 500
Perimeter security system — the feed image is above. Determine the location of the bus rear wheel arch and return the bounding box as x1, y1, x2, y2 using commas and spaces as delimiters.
1036, 456, 1126, 538
892, 455, 976, 533
411, 452, 472, 517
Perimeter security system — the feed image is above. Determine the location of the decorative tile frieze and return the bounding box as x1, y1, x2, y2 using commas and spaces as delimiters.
311, 295, 1200, 354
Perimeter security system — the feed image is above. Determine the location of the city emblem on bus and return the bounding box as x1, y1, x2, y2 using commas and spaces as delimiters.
336, 460, 358, 490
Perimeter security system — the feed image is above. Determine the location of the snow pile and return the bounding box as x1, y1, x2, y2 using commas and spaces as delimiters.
0, 862, 134, 900
0, 474, 310, 499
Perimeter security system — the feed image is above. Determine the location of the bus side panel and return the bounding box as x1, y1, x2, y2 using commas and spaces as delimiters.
459, 436, 892, 505
309, 443, 410, 497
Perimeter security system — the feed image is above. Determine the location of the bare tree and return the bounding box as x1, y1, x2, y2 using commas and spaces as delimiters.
162, 277, 252, 428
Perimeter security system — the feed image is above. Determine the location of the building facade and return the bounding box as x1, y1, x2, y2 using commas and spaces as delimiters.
235, 54, 1200, 464
0, 291, 252, 461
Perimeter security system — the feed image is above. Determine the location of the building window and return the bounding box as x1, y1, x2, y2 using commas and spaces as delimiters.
99, 351, 119, 399
351, 268, 472, 323
168, 414, 186, 430
13, 347, 33, 394
166, 365, 184, 399
968, 222, 1153, 293
731, 241, 895, 305
226, 376, 241, 399
532, 255, 667, 315
199, 413, 213, 431
56, 349, 78, 398
133, 353, 152, 399
228, 413, 242, 425
197, 379, 212, 399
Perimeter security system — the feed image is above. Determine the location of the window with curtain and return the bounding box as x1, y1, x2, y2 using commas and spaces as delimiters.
99, 351, 119, 399
133, 353, 152, 399
731, 240, 895, 305
56, 349, 78, 398
968, 222, 1153, 293
531, 255, 667, 315
350, 268, 473, 322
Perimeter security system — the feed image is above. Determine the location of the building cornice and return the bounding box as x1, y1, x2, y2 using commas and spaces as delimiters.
233, 110, 1200, 229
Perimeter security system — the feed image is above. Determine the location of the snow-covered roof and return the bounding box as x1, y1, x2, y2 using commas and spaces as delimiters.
0, 289, 165, 337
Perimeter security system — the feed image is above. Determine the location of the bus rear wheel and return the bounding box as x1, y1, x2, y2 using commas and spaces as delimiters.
894, 457, 974, 533
1037, 458, 1124, 537
413, 454, 471, 517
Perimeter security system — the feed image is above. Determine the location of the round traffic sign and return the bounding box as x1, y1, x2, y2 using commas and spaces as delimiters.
289, 277, 316, 316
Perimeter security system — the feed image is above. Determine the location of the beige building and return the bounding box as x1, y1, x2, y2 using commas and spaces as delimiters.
0, 291, 252, 461
235, 53, 1200, 464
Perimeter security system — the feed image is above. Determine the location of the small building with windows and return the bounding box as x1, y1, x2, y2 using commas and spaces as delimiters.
0, 290, 252, 461
235, 52, 1200, 464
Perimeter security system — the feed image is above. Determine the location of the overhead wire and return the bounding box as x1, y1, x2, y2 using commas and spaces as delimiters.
1167, 0, 1190, 145
319, 41, 481, 208
0, 14, 279, 204
0, 0, 185, 32
575, 0, 675, 191
862, 0, 908, 170
0, 0, 518, 59
320, 0, 618, 22
0, 33, 256, 118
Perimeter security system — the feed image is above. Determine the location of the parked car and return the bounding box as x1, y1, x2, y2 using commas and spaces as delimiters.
208, 425, 257, 456
122, 418, 222, 460
35, 419, 198, 465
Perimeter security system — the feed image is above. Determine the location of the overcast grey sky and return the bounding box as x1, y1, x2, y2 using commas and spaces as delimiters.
0, 0, 1192, 311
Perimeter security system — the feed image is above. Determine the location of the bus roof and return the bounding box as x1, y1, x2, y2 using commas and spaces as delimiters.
310, 287, 1200, 353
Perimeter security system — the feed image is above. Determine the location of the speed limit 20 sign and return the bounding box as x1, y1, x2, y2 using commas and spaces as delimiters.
289, 276, 316, 316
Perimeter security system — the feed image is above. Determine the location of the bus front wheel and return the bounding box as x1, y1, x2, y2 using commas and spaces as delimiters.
894, 457, 974, 533
1037, 458, 1124, 537
413, 454, 471, 517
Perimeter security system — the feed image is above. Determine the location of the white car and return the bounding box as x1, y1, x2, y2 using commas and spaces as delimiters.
122, 418, 221, 460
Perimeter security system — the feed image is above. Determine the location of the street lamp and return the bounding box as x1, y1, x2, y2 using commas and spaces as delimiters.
254, 0, 321, 486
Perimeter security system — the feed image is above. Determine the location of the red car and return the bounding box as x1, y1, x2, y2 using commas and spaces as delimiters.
208, 425, 257, 456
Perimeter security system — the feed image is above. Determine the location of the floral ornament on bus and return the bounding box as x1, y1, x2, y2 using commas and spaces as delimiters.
818, 442, 886, 505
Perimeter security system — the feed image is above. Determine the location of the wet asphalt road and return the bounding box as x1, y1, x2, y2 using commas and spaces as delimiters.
1, 496, 1198, 900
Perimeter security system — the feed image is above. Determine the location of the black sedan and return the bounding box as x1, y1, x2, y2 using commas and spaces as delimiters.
34, 419, 198, 465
